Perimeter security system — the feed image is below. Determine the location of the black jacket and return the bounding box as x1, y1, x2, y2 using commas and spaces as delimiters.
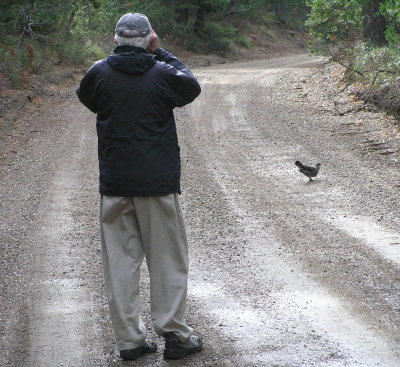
76, 45, 201, 196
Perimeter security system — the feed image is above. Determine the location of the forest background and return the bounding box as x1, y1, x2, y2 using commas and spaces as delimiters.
1, 0, 400, 115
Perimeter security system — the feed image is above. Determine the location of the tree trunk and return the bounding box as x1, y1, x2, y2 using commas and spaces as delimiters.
194, 0, 206, 35
363, 0, 387, 45
176, 8, 190, 27
63, 9, 76, 41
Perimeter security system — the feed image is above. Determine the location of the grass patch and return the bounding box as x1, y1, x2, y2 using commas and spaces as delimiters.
236, 34, 253, 48
0, 36, 106, 89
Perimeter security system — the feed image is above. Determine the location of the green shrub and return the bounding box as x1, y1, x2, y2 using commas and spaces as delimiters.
236, 34, 253, 48
1, 49, 24, 88
353, 42, 400, 85
55, 35, 106, 64
380, 0, 400, 46
305, 0, 363, 44
187, 22, 235, 54
0, 41, 53, 88
354, 43, 400, 71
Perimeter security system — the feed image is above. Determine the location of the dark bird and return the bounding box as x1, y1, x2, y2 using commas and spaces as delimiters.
295, 161, 321, 181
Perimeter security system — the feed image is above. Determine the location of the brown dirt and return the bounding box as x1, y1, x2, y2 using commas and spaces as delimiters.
2, 34, 400, 367
0, 65, 83, 157
2, 53, 400, 367
357, 82, 400, 117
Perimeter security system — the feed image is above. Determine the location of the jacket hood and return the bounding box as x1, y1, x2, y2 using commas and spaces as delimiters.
106, 45, 156, 75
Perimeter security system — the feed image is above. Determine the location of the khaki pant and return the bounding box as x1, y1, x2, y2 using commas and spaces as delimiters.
100, 194, 193, 350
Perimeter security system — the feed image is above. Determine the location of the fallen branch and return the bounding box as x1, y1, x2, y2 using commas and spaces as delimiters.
225, 8, 250, 17
326, 46, 367, 80
372, 69, 400, 86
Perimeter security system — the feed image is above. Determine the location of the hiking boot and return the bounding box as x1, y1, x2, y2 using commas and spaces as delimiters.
120, 341, 158, 360
163, 332, 203, 360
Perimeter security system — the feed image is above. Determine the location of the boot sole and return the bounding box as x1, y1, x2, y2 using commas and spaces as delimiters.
120, 343, 158, 360
163, 346, 202, 360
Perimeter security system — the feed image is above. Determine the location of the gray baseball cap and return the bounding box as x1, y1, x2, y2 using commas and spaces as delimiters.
115, 13, 151, 38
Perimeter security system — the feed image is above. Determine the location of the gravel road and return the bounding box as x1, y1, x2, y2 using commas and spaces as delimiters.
1, 55, 400, 367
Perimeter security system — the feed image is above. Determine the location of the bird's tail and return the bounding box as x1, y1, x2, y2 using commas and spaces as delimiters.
295, 161, 304, 169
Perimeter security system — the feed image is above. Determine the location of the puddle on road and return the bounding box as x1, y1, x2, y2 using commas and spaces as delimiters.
28, 278, 92, 366
27, 121, 104, 367
188, 164, 399, 366
190, 269, 397, 366
186, 59, 399, 366
325, 213, 400, 266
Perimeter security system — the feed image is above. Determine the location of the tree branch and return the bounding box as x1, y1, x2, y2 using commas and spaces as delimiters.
225, 8, 250, 17
326, 46, 368, 79
372, 69, 400, 86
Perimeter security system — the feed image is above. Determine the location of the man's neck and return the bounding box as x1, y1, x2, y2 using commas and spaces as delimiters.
114, 45, 149, 54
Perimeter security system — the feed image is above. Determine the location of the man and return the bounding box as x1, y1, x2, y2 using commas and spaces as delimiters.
76, 13, 202, 361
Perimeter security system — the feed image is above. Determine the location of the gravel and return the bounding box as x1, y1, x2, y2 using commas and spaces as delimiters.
1, 55, 399, 366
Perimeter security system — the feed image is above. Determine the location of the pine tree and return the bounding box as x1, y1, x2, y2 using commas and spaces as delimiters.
363, 0, 387, 45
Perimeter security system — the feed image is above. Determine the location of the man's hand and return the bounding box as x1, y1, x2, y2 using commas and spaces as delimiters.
147, 30, 160, 53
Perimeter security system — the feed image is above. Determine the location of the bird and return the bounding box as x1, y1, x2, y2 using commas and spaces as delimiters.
295, 161, 321, 181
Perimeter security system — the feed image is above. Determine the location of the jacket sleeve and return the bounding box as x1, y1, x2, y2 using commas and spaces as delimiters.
76, 65, 98, 113
153, 48, 201, 107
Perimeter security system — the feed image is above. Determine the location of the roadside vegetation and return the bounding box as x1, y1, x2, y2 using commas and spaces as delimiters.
0, 0, 308, 88
1, 0, 400, 118
306, 0, 400, 116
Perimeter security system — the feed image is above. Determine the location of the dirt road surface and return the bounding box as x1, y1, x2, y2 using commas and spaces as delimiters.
1, 55, 400, 367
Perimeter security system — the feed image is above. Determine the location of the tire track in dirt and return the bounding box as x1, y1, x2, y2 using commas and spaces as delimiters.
179, 55, 400, 366
2, 56, 399, 366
